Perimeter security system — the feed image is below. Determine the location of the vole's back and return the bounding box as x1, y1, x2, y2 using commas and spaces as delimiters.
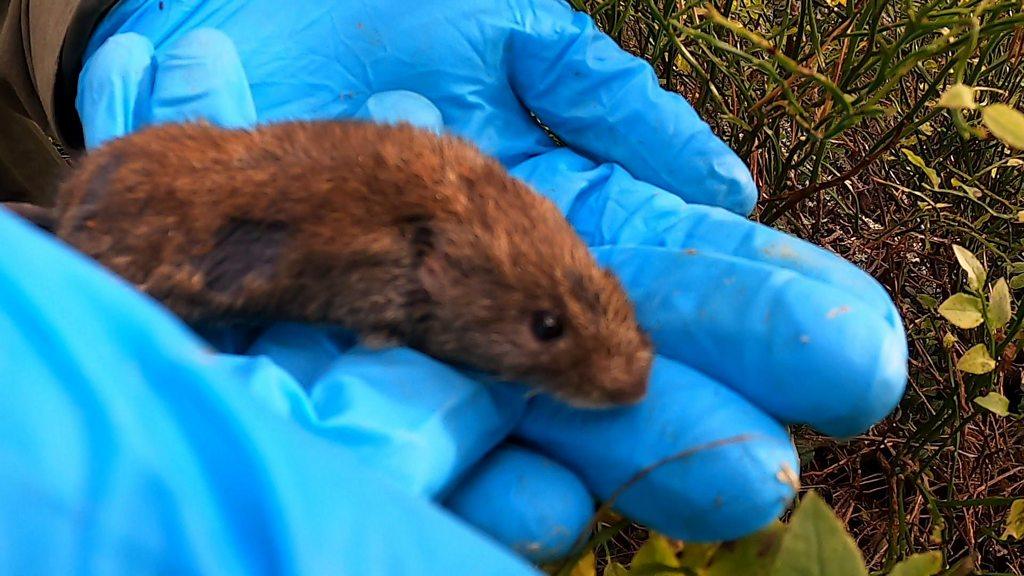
59, 123, 405, 330
54, 121, 579, 340
58, 120, 501, 251
52, 120, 653, 407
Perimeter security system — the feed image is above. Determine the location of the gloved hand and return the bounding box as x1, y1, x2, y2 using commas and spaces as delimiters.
10, 0, 908, 570
0, 209, 540, 575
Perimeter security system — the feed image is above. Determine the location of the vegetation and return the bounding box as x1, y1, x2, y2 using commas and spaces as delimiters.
562, 0, 1024, 573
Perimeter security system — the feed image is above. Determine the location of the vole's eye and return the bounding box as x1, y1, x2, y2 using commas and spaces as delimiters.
531, 310, 564, 341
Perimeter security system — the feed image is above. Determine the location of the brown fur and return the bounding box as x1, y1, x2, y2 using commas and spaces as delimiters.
46, 120, 653, 406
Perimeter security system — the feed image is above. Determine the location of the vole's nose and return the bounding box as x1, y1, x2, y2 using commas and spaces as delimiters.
592, 347, 652, 406
601, 369, 650, 405
603, 381, 648, 405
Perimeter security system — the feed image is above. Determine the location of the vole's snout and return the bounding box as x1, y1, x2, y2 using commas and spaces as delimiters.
585, 348, 653, 407
601, 375, 649, 405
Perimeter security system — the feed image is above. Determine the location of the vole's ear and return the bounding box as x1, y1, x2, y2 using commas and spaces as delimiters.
197, 216, 290, 295
400, 214, 447, 299
417, 249, 448, 300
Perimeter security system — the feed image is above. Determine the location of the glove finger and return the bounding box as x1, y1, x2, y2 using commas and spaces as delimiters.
0, 209, 540, 575
516, 355, 799, 542
248, 324, 531, 498
190, 320, 274, 354
148, 28, 257, 129
77, 32, 156, 149
593, 245, 907, 437
353, 90, 445, 133
243, 322, 355, 388
507, 0, 756, 215
445, 444, 593, 564
651, 204, 903, 328
511, 148, 899, 325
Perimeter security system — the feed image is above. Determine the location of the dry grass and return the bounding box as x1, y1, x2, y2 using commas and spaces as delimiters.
577, 0, 1024, 572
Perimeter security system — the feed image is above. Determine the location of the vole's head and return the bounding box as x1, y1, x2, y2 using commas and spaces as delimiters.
411, 156, 653, 408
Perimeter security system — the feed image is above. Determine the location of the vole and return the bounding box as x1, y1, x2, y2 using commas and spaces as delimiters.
4, 121, 652, 407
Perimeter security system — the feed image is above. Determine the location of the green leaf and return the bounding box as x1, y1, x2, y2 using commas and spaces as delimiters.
929, 507, 946, 545
706, 521, 785, 576
569, 552, 597, 576
974, 391, 1010, 416
901, 148, 940, 188
630, 533, 679, 575
952, 245, 986, 292
982, 103, 1024, 150
604, 563, 630, 576
679, 542, 718, 570
937, 83, 976, 109
958, 345, 997, 374
720, 114, 753, 131
916, 294, 939, 309
937, 293, 984, 328
1011, 274, 1024, 290
769, 492, 868, 576
889, 551, 943, 576
673, 54, 692, 74
1010, 262, 1024, 274
1002, 499, 1024, 540
988, 278, 1012, 329
951, 178, 983, 198
942, 332, 957, 348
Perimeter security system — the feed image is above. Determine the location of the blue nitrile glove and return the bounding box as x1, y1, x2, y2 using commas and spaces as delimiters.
49, 0, 909, 566
0, 209, 541, 576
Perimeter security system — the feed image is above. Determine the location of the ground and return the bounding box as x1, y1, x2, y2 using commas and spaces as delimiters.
577, 1, 1024, 573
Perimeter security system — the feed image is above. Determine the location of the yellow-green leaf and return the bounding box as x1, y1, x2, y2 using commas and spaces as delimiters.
942, 332, 957, 348
568, 551, 597, 576
769, 492, 869, 576
1011, 274, 1024, 290
953, 178, 983, 198
988, 278, 1012, 329
937, 293, 984, 328
937, 83, 976, 109
929, 512, 946, 545
958, 345, 997, 374
901, 148, 940, 188
982, 103, 1024, 150
706, 521, 785, 576
916, 294, 939, 309
918, 201, 952, 210
673, 54, 691, 74
630, 533, 679, 575
974, 391, 1010, 416
952, 245, 986, 291
1002, 499, 1024, 540
679, 542, 718, 570
889, 551, 943, 576
604, 562, 630, 576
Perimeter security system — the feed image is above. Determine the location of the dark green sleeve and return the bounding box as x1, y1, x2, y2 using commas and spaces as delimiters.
0, 0, 118, 204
